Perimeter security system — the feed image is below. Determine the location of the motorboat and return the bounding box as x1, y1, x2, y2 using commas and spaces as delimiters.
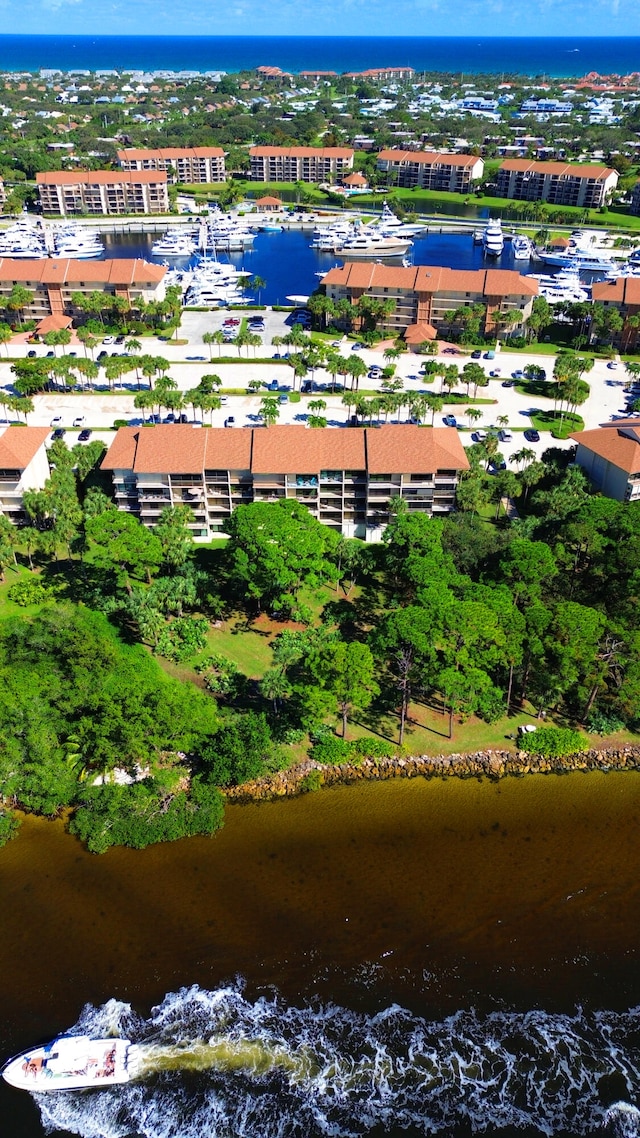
535, 246, 614, 273
332, 231, 412, 258
511, 234, 532, 260
482, 218, 504, 257
373, 202, 425, 237
2, 1035, 139, 1092
531, 267, 591, 304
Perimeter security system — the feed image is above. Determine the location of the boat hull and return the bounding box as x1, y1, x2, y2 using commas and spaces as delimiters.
2, 1037, 134, 1093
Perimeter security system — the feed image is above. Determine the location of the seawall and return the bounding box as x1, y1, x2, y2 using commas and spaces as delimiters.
224, 745, 640, 802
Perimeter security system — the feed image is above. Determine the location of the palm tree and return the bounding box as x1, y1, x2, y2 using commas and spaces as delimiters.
0, 322, 12, 357
260, 396, 280, 428
6, 284, 33, 327
203, 330, 224, 359
496, 414, 509, 430
466, 406, 483, 430
249, 275, 266, 303
424, 393, 444, 425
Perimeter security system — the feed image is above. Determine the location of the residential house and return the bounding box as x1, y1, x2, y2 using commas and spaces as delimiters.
102, 424, 469, 541
36, 170, 170, 215
376, 149, 484, 192
571, 419, 640, 502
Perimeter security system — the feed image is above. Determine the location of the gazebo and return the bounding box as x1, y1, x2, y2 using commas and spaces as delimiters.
254, 195, 283, 212
36, 314, 73, 337
341, 171, 369, 191
404, 321, 438, 353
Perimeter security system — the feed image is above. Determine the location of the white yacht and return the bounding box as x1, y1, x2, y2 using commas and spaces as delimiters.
151, 230, 198, 259
2, 1035, 139, 1092
536, 246, 614, 273
332, 230, 412, 258
511, 234, 533, 260
374, 201, 425, 237
483, 218, 504, 257
531, 267, 591, 304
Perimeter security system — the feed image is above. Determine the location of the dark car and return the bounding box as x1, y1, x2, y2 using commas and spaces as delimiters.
471, 350, 482, 359
512, 369, 524, 379
501, 379, 516, 388
51, 428, 65, 440
114, 335, 125, 345
524, 429, 540, 442
27, 349, 37, 358
97, 350, 107, 360
443, 347, 458, 355
224, 416, 235, 427
46, 350, 55, 358
443, 415, 457, 427
488, 461, 507, 474
78, 428, 92, 442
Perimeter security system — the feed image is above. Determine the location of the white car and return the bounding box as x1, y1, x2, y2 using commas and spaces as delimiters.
102, 335, 114, 345
73, 416, 85, 428
50, 415, 63, 428
499, 428, 513, 442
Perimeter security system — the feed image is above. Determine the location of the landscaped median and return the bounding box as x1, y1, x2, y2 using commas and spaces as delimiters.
224, 744, 640, 802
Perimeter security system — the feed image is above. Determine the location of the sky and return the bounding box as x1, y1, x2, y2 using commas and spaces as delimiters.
0, 0, 639, 38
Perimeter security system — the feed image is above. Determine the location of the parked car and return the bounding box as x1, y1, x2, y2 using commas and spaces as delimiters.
114, 335, 125, 345
484, 350, 496, 360
51, 428, 65, 440
489, 368, 501, 377
224, 416, 235, 427
278, 393, 288, 404
473, 430, 487, 442
499, 428, 513, 442
50, 415, 63, 428
607, 361, 618, 369
27, 349, 37, 358
72, 416, 85, 428
488, 460, 507, 474
102, 336, 114, 345
471, 350, 482, 359
524, 429, 540, 442
443, 415, 457, 427
78, 429, 92, 442
512, 369, 524, 379
351, 342, 365, 351
501, 379, 516, 388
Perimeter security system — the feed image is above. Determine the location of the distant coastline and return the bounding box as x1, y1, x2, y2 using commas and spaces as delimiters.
0, 35, 638, 78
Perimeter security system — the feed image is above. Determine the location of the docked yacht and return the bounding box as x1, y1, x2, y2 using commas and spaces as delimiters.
531, 267, 591, 304
151, 230, 198, 259
373, 201, 425, 238
511, 234, 533, 260
0, 217, 47, 258
332, 230, 413, 258
2, 1035, 139, 1092
482, 218, 504, 257
536, 246, 614, 273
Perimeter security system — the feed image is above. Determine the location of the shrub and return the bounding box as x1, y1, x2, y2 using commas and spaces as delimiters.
288, 391, 301, 404
0, 809, 19, 847
586, 711, 626, 736
300, 769, 324, 793
352, 737, 395, 760
311, 736, 353, 765
7, 578, 54, 607
519, 727, 589, 759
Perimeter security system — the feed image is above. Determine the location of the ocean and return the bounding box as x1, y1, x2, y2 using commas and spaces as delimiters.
0, 35, 638, 77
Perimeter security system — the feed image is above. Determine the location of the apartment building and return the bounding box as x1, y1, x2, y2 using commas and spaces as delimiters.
630, 179, 640, 217
591, 276, 640, 351
117, 147, 226, 183
0, 427, 50, 524
102, 424, 469, 541
0, 258, 167, 322
376, 149, 484, 192
495, 160, 618, 207
249, 146, 354, 184
571, 419, 640, 503
36, 170, 170, 216
345, 67, 415, 81
322, 263, 538, 339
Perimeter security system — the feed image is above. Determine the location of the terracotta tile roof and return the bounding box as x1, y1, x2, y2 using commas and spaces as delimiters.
102, 427, 253, 474
365, 425, 469, 474
499, 158, 616, 179
592, 277, 640, 306
203, 430, 253, 471
251, 425, 366, 473
101, 426, 139, 471
342, 172, 368, 184
404, 321, 437, 342
572, 420, 640, 473
117, 147, 224, 161
255, 195, 283, 206
377, 149, 480, 168
0, 426, 49, 470
250, 146, 354, 159
36, 170, 168, 185
0, 258, 166, 286
36, 313, 73, 333
322, 262, 537, 298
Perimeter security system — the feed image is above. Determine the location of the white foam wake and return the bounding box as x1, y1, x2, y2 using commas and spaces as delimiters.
31, 985, 640, 1138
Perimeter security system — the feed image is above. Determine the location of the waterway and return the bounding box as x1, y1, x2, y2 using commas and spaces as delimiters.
104, 227, 544, 307
2, 771, 640, 1138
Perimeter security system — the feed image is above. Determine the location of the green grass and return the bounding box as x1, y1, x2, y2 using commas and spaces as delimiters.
529, 409, 585, 438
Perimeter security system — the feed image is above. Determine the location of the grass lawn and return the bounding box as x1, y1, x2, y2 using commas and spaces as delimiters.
529, 409, 584, 438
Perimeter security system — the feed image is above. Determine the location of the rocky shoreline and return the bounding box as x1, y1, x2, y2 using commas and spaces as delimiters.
224, 745, 640, 803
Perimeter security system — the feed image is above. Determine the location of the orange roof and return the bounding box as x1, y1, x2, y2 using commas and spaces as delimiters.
36, 313, 73, 334
251, 425, 366, 474
323, 262, 537, 298
117, 147, 224, 161
366, 425, 469, 474
36, 170, 168, 185
102, 426, 252, 474
499, 158, 616, 180
342, 172, 368, 185
250, 146, 354, 159
572, 420, 640, 473
377, 149, 480, 168
0, 258, 166, 286
255, 195, 283, 206
404, 322, 438, 343
592, 278, 640, 306
0, 426, 49, 470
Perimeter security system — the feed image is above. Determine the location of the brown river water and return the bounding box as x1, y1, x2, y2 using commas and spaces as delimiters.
2, 771, 640, 1138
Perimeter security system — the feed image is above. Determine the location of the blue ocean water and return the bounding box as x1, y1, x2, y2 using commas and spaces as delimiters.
0, 35, 638, 77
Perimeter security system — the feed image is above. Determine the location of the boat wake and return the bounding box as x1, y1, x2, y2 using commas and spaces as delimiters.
34, 984, 640, 1138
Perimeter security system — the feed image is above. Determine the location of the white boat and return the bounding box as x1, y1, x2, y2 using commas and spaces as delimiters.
2, 1035, 138, 1092
531, 267, 591, 304
483, 218, 504, 257
535, 246, 614, 272
511, 234, 532, 260
373, 202, 425, 238
151, 231, 197, 258
332, 231, 412, 258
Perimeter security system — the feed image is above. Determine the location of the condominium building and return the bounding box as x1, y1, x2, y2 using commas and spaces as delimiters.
0, 427, 50, 524
591, 276, 640, 351
117, 147, 226, 183
36, 170, 170, 216
102, 424, 469, 541
630, 179, 640, 217
376, 149, 484, 192
495, 160, 618, 207
345, 67, 415, 81
0, 259, 167, 322
571, 419, 640, 503
322, 263, 538, 339
249, 146, 354, 183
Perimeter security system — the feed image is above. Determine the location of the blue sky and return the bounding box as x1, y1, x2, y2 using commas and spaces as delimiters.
2, 0, 639, 38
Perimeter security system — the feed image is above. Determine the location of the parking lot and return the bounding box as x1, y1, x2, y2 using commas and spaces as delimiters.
0, 317, 635, 470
